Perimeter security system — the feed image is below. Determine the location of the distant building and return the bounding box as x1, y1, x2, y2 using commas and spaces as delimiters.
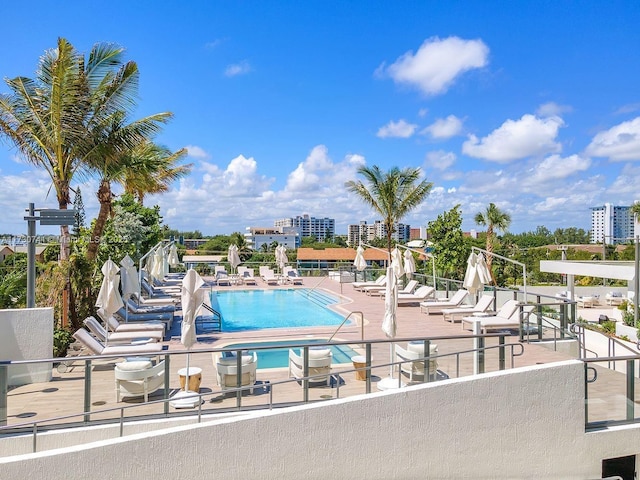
244, 226, 300, 250
274, 214, 335, 241
346, 220, 411, 246
590, 203, 637, 244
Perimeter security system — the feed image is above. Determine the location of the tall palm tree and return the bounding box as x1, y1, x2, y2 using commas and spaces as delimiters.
345, 165, 432, 254
474, 203, 512, 280
0, 38, 140, 259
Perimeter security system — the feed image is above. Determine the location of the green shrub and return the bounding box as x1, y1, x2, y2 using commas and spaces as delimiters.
600, 320, 616, 335
53, 328, 74, 358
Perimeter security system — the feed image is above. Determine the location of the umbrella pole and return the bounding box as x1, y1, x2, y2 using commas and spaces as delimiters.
185, 351, 191, 392
389, 343, 394, 378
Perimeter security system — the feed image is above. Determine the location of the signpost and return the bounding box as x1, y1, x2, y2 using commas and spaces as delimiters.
24, 204, 76, 308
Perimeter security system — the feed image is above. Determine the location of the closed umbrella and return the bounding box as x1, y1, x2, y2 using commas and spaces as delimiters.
167, 244, 179, 267
378, 266, 404, 390
391, 247, 404, 279
403, 249, 416, 279
275, 245, 288, 272
120, 255, 140, 301
95, 259, 124, 345
228, 244, 241, 274
353, 246, 367, 272
150, 247, 164, 282
463, 252, 480, 294
171, 269, 205, 408
476, 253, 492, 286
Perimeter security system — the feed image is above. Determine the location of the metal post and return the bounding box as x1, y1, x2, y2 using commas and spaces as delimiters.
26, 203, 36, 308
302, 346, 309, 403
0, 364, 7, 426
473, 321, 482, 375
498, 336, 505, 370
635, 236, 639, 327
365, 343, 372, 394
83, 360, 92, 423
627, 360, 635, 421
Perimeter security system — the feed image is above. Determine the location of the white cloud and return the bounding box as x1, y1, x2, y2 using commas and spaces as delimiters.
379, 36, 489, 96
425, 150, 456, 170
462, 114, 564, 163
224, 61, 251, 77
536, 102, 572, 117
422, 115, 463, 139
376, 119, 417, 139
418, 108, 428, 118
205, 39, 225, 49
521, 154, 591, 188
185, 145, 210, 160
585, 117, 640, 161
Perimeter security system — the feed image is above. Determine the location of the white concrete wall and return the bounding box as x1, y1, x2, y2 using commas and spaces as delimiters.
3, 360, 640, 479
0, 308, 53, 386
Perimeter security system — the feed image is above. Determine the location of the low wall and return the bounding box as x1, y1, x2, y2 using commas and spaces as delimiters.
0, 308, 53, 386
3, 361, 640, 479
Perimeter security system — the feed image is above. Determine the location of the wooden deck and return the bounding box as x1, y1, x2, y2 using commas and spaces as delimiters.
5, 278, 577, 430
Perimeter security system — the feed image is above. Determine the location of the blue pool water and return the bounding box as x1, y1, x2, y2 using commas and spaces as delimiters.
224, 339, 358, 368
210, 288, 345, 332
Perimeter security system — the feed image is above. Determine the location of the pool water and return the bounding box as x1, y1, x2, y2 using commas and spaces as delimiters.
224, 339, 359, 368
210, 288, 345, 332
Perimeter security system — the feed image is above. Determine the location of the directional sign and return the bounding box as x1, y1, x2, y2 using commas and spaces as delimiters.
38, 209, 77, 226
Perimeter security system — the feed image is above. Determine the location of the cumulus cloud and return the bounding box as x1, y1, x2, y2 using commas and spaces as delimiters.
418, 108, 428, 118
185, 145, 211, 159
425, 150, 456, 170
585, 117, 640, 161
379, 36, 489, 96
462, 114, 564, 163
224, 61, 251, 77
422, 115, 463, 139
521, 154, 591, 188
376, 119, 417, 138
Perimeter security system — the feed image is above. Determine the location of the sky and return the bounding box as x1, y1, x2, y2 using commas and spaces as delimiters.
1, 1, 640, 237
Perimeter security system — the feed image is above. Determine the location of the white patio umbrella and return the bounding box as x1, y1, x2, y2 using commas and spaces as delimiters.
167, 244, 179, 267
228, 244, 241, 274
171, 269, 205, 408
119, 254, 141, 322
275, 244, 288, 272
150, 247, 164, 282
403, 249, 416, 279
162, 247, 170, 278
464, 252, 491, 295
476, 253, 492, 286
390, 247, 405, 279
353, 245, 367, 276
95, 259, 124, 345
378, 265, 404, 390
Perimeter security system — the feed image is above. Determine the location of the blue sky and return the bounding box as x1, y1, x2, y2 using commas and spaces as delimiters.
1, 1, 640, 236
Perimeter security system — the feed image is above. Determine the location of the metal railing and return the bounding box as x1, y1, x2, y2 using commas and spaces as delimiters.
0, 333, 520, 449
328, 311, 364, 343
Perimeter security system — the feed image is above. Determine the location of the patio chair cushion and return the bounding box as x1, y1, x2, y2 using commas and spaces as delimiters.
218, 354, 254, 366
308, 348, 331, 359
116, 360, 152, 371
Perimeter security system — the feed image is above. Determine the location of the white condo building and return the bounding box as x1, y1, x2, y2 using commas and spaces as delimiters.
274, 214, 335, 242
590, 203, 638, 244
347, 220, 411, 246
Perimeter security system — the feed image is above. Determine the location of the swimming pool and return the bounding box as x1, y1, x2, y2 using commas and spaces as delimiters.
223, 339, 359, 368
210, 288, 346, 332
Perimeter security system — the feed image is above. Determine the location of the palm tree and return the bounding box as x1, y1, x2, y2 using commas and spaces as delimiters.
474, 203, 512, 280
0, 38, 140, 259
345, 165, 432, 254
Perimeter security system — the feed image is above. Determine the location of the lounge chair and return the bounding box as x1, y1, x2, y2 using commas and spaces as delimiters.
442, 294, 495, 323
461, 303, 534, 333
261, 268, 279, 285
72, 328, 164, 356
373, 279, 419, 297
240, 269, 258, 286
84, 316, 163, 343
216, 270, 231, 286
396, 286, 436, 306
115, 359, 166, 402
605, 291, 625, 306
131, 291, 179, 306
214, 351, 258, 394
126, 298, 175, 314
288, 348, 332, 386
577, 296, 598, 308
114, 307, 174, 330
285, 269, 304, 285
419, 289, 469, 314
353, 275, 386, 291
394, 342, 438, 382
104, 315, 165, 334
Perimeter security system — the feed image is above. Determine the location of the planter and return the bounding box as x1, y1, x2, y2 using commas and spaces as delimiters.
615, 323, 639, 343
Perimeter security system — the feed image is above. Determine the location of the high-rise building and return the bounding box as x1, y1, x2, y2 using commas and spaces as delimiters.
346, 220, 411, 245
244, 226, 300, 250
590, 203, 637, 244
275, 215, 335, 241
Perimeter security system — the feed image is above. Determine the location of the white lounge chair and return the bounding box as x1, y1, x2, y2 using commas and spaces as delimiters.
419, 289, 469, 314
115, 359, 165, 402
442, 294, 495, 323
72, 328, 164, 356
240, 269, 258, 286
216, 270, 231, 286
288, 348, 332, 386
605, 292, 625, 306
104, 315, 165, 334
353, 274, 386, 291
214, 351, 258, 394
285, 269, 304, 285
396, 286, 436, 306
260, 268, 279, 285
84, 317, 163, 343
394, 343, 438, 382
461, 303, 534, 333
374, 279, 419, 297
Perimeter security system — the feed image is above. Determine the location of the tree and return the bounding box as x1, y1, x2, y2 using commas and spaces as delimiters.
428, 205, 468, 279
345, 165, 432, 254
72, 187, 86, 236
0, 38, 142, 259
474, 203, 511, 280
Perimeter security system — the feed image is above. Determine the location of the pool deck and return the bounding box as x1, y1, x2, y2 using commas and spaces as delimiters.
5, 278, 576, 429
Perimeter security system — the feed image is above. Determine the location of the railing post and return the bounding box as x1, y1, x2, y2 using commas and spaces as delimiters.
303, 346, 309, 403
584, 362, 589, 429
236, 349, 243, 409
83, 359, 92, 423
627, 359, 635, 421
424, 339, 431, 381
365, 343, 372, 394
0, 364, 7, 426
498, 335, 505, 370
163, 354, 170, 415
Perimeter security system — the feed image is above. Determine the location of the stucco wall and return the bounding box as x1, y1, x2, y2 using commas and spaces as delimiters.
4, 360, 640, 479
0, 308, 53, 386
